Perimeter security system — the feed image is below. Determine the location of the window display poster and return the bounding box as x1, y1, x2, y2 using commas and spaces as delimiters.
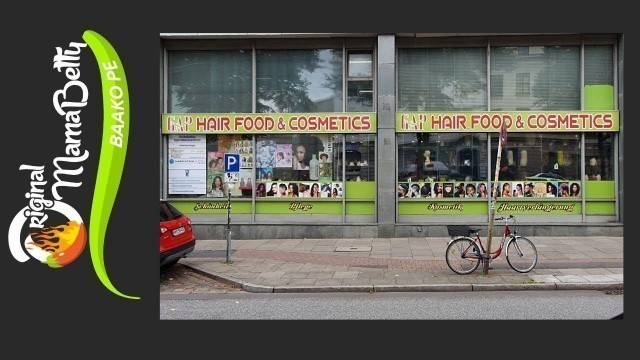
239, 148, 253, 169
168, 134, 206, 170
228, 169, 253, 197
319, 151, 332, 163
207, 151, 225, 198
321, 183, 332, 197
332, 182, 343, 198
257, 140, 276, 168
319, 163, 332, 182
534, 182, 547, 197
275, 144, 292, 168
168, 135, 206, 194
218, 135, 239, 152
207, 151, 224, 172
168, 169, 207, 194
298, 182, 311, 197
265, 182, 278, 197
319, 134, 333, 160
257, 167, 273, 181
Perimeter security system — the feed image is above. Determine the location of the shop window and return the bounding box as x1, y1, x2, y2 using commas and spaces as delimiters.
167, 134, 254, 199
490, 133, 581, 197
490, 46, 579, 110
336, 134, 376, 182
347, 81, 374, 111
398, 47, 487, 111
255, 134, 343, 198
397, 133, 488, 199
515, 73, 530, 96
585, 133, 613, 181
585, 46, 614, 111
348, 52, 373, 77
491, 74, 504, 98
167, 50, 252, 113
347, 51, 374, 112
256, 49, 343, 112
585, 46, 614, 86
205, 134, 254, 198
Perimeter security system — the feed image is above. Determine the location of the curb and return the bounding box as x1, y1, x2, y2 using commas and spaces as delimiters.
471, 283, 556, 291
274, 285, 373, 293
182, 264, 623, 293
555, 282, 623, 291
242, 283, 274, 293
374, 284, 471, 292
183, 263, 244, 289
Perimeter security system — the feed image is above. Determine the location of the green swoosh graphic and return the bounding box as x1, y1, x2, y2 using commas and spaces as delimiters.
83, 30, 139, 300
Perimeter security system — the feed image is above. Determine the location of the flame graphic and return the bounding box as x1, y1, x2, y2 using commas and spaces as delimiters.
26, 221, 86, 268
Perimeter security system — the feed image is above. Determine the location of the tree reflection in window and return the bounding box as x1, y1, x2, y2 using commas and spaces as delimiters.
257, 49, 343, 113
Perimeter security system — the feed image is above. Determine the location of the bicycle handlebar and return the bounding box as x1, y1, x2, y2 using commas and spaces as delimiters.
494, 215, 515, 221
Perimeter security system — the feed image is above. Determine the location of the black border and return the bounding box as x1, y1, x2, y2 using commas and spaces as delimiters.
2, 1, 631, 352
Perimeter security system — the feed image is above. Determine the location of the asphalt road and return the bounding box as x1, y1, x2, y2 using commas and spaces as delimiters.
160, 290, 623, 320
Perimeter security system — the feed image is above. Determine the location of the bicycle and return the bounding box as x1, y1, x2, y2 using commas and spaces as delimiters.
445, 215, 538, 275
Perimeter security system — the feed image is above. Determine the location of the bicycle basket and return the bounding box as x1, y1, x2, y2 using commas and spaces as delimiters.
447, 225, 473, 237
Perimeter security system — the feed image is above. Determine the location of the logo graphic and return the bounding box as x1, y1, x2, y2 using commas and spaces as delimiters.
7, 30, 138, 300
167, 116, 192, 132
9, 201, 86, 268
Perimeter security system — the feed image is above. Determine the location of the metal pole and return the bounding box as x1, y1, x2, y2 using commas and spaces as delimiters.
483, 128, 504, 275
226, 190, 231, 262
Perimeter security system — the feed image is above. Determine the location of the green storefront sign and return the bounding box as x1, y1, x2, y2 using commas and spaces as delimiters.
162, 113, 377, 134
495, 202, 582, 214
398, 201, 583, 215
399, 201, 487, 215
396, 111, 619, 132
172, 201, 252, 214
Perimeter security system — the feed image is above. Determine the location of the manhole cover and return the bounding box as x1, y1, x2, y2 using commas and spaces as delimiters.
334, 246, 372, 252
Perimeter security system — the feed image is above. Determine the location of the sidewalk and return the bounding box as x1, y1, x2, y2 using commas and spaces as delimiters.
180, 236, 623, 293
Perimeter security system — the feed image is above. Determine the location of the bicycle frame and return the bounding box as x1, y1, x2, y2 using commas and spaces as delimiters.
457, 220, 514, 260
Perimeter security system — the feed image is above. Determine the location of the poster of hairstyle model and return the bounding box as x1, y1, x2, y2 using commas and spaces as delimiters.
257, 139, 276, 168
321, 183, 332, 198
275, 144, 292, 168
331, 182, 343, 198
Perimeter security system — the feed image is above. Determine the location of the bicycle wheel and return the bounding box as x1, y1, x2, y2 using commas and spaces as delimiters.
506, 236, 538, 273
445, 237, 481, 275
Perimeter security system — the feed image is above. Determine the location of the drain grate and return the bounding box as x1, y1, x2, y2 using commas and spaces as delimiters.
334, 246, 372, 252
604, 290, 623, 295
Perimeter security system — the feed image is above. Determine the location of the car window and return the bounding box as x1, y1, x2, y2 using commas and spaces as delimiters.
160, 203, 172, 221
160, 202, 184, 221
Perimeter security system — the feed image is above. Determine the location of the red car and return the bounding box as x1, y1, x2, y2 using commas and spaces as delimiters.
160, 200, 196, 268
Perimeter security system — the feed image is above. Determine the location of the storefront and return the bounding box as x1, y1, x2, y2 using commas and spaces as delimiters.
160, 33, 623, 238
162, 114, 377, 224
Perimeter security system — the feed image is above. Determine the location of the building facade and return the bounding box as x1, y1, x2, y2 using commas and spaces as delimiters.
160, 33, 623, 239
